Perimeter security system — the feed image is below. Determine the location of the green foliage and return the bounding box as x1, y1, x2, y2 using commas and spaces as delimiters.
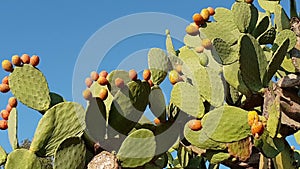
5, 149, 42, 169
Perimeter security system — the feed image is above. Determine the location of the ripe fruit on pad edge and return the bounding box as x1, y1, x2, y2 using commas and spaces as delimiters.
115, 78, 125, 88
129, 69, 138, 81
90, 71, 99, 81
251, 121, 264, 137
99, 88, 108, 100
154, 118, 160, 125
188, 119, 202, 131
2, 60, 13, 72
8, 97, 18, 108
200, 8, 210, 21
21, 54, 30, 64
30, 55, 40, 67
98, 76, 109, 86
169, 70, 180, 85
0, 84, 10, 93
248, 111, 259, 126
186, 24, 199, 36
143, 69, 151, 81
99, 70, 108, 78
0, 120, 8, 130
83, 89, 93, 100
1, 110, 9, 120
12, 55, 22, 66
85, 77, 93, 88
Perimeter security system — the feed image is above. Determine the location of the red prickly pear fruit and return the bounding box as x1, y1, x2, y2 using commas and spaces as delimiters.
85, 77, 93, 88
0, 84, 10, 93
6, 104, 12, 113
99, 70, 108, 78
8, 97, 17, 108
251, 121, 264, 137
154, 118, 160, 125
82, 89, 93, 100
192, 13, 204, 25
115, 78, 125, 88
1, 110, 9, 120
99, 88, 108, 101
21, 54, 30, 64
2, 60, 13, 72
207, 7, 215, 16
200, 8, 210, 21
30, 55, 40, 67
0, 120, 8, 130
188, 119, 202, 131
148, 80, 154, 87
2, 76, 9, 85
129, 69, 138, 81
185, 24, 199, 36
97, 76, 109, 86
143, 69, 151, 81
245, 0, 254, 4
90, 71, 99, 81
12, 55, 22, 66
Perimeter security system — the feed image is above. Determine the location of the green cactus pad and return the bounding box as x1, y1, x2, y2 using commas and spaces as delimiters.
265, 95, 281, 138
108, 86, 144, 135
49, 92, 65, 108
227, 137, 252, 161
184, 34, 201, 48
117, 129, 156, 168
258, 27, 276, 44
177, 144, 190, 168
8, 64, 50, 111
90, 82, 113, 116
213, 7, 234, 23
184, 121, 227, 150
281, 55, 296, 73
166, 30, 176, 56
5, 149, 42, 169
8, 108, 18, 150
149, 86, 166, 119
232, 2, 258, 33
148, 48, 169, 85
85, 98, 107, 143
54, 137, 86, 169
107, 70, 131, 95
239, 34, 267, 92
30, 102, 85, 156
264, 39, 289, 85
200, 22, 239, 45
273, 139, 296, 169
127, 80, 151, 112
170, 82, 204, 118
258, 0, 280, 13
294, 131, 300, 145
274, 4, 290, 31
272, 30, 296, 52
202, 105, 251, 143
205, 150, 231, 164
178, 46, 202, 76
258, 132, 285, 158
213, 38, 238, 65
0, 146, 6, 166
252, 15, 270, 38
223, 62, 251, 96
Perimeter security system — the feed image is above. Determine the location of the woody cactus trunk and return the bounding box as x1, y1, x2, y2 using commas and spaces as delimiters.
0, 0, 300, 168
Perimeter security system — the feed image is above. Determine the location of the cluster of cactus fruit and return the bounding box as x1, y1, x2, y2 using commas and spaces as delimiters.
0, 0, 300, 168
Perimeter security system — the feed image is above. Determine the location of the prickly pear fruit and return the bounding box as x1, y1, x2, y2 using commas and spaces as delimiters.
11, 55, 22, 66
85, 77, 93, 88
207, 7, 215, 16
251, 121, 264, 137
169, 70, 180, 85
148, 80, 154, 87
0, 84, 10, 93
0, 120, 8, 130
195, 46, 205, 53
199, 54, 209, 66
83, 89, 92, 100
248, 111, 259, 126
143, 69, 151, 81
201, 39, 212, 49
21, 54, 30, 64
1, 110, 9, 120
2, 60, 13, 72
200, 8, 210, 21
129, 69, 138, 81
245, 0, 254, 4
99, 88, 108, 100
97, 76, 109, 86
8, 97, 17, 108
154, 118, 160, 125
186, 24, 199, 36
2, 76, 8, 85
6, 104, 12, 113
30, 55, 40, 67
115, 78, 125, 88
90, 71, 99, 81
99, 70, 108, 78
193, 13, 204, 25
188, 119, 202, 131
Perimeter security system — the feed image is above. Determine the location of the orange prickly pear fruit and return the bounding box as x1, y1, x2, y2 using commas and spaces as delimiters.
129, 69, 138, 81
12, 55, 22, 66
0, 84, 10, 93
99, 70, 108, 78
97, 76, 109, 86
2, 76, 9, 85
8, 97, 17, 108
30, 55, 40, 67
154, 118, 160, 125
207, 7, 215, 16
0, 120, 8, 130
82, 89, 93, 100
21, 54, 30, 64
201, 39, 212, 49
1, 110, 9, 120
188, 119, 202, 131
115, 78, 125, 88
90, 71, 99, 81
251, 121, 264, 137
2, 60, 13, 72
248, 111, 259, 126
85, 77, 93, 88
200, 8, 210, 21
99, 88, 108, 100
185, 24, 199, 36
193, 13, 204, 25
169, 70, 180, 85
143, 69, 151, 81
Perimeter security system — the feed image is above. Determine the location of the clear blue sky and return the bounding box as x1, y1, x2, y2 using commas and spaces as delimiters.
0, 0, 299, 168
